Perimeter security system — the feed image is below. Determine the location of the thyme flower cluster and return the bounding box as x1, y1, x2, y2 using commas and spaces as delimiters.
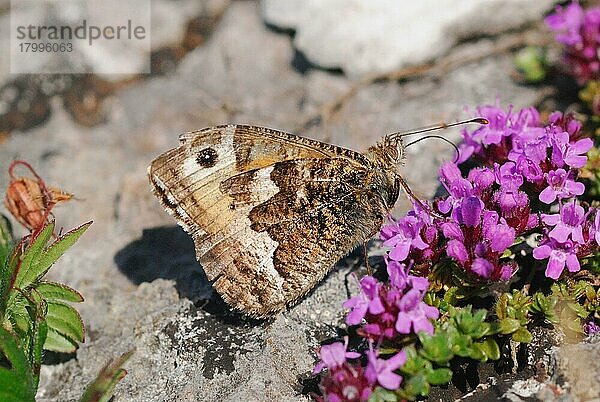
545, 0, 600, 85
313, 103, 598, 401
386, 105, 598, 280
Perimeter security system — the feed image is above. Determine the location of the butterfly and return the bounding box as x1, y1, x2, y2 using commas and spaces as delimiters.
148, 120, 485, 317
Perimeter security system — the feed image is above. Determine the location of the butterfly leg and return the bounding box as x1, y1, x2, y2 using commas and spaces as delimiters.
396, 174, 444, 219
362, 240, 372, 275
362, 219, 382, 275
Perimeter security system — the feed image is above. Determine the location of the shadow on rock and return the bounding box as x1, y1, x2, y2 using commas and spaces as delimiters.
114, 225, 267, 326
114, 225, 211, 302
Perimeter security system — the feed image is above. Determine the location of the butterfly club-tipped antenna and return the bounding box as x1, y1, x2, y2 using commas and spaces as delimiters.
384, 117, 488, 218
384, 117, 488, 143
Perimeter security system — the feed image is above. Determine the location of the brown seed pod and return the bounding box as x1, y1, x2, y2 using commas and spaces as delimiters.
4, 160, 73, 233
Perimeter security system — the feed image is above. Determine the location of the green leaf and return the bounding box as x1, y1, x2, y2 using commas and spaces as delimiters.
7, 297, 32, 337
468, 343, 487, 361
0, 215, 13, 273
0, 327, 36, 402
443, 287, 458, 306
1, 244, 22, 313
513, 46, 548, 83
31, 318, 48, 388
368, 386, 399, 402
488, 321, 501, 335
80, 350, 134, 402
449, 333, 472, 358
511, 327, 533, 343
418, 333, 453, 364
400, 374, 430, 399
566, 302, 589, 319
45, 301, 85, 346
585, 284, 596, 301
399, 347, 431, 376
30, 222, 92, 285
426, 368, 452, 385
499, 318, 521, 334
44, 327, 78, 353
496, 293, 508, 320
36, 282, 84, 303
14, 222, 55, 289
478, 338, 500, 360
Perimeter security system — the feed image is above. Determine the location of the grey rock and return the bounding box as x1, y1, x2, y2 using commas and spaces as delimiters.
0, 1, 587, 401
538, 338, 600, 401
261, 0, 557, 77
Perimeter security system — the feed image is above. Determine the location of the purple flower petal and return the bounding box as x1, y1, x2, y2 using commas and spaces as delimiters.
442, 221, 463, 241
412, 315, 434, 335
389, 241, 411, 261
489, 224, 515, 253
500, 265, 514, 280
395, 311, 412, 334
549, 223, 571, 243
472, 258, 494, 278
539, 186, 558, 204
447, 239, 469, 264
460, 196, 483, 227
546, 250, 566, 280
565, 253, 581, 273
533, 244, 551, 260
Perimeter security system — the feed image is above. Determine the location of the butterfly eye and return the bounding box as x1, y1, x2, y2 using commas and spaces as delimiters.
196, 147, 218, 168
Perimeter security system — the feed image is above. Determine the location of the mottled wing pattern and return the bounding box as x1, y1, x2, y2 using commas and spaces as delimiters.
148, 125, 387, 316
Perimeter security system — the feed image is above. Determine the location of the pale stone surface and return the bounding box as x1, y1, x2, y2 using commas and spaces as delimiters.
261, 0, 556, 77
0, 1, 588, 401
5, 0, 228, 79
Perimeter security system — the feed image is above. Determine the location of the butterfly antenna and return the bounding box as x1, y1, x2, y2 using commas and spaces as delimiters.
385, 117, 488, 142
405, 135, 461, 163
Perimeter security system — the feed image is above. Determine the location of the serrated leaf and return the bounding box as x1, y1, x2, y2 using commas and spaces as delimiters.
14, 222, 54, 289
0, 327, 36, 402
8, 297, 32, 337
31, 318, 48, 389
511, 327, 533, 343
499, 318, 521, 334
46, 301, 84, 345
80, 350, 134, 402
1, 244, 22, 311
30, 221, 91, 285
399, 347, 430, 376
36, 282, 84, 303
44, 327, 78, 353
426, 368, 453, 385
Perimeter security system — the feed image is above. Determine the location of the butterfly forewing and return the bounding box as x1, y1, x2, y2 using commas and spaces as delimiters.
149, 124, 394, 317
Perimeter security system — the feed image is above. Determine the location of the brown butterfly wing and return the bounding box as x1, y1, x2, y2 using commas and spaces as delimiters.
148, 125, 391, 317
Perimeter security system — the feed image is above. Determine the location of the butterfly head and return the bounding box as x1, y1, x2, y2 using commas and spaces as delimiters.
366, 136, 405, 173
